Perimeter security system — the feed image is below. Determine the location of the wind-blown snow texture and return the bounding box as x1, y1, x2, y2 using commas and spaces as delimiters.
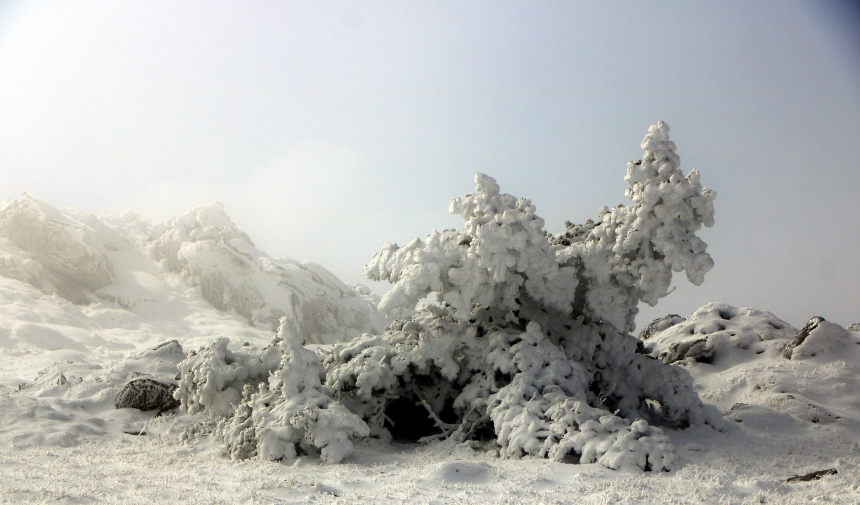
1, 123, 859, 503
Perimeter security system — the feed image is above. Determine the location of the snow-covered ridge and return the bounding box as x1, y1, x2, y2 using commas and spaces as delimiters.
0, 195, 386, 345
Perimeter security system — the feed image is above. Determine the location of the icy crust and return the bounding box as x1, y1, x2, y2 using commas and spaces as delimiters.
0, 195, 116, 303
645, 303, 798, 365
149, 202, 387, 343
323, 307, 719, 472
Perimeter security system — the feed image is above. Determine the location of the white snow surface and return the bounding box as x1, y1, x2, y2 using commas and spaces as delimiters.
1, 197, 859, 502
1, 279, 859, 503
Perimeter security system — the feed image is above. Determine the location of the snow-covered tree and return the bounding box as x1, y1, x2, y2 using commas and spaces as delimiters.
177, 122, 723, 471
367, 121, 715, 335
326, 122, 721, 470
176, 318, 369, 463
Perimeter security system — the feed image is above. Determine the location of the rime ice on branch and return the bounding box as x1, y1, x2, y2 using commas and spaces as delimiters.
367, 121, 716, 334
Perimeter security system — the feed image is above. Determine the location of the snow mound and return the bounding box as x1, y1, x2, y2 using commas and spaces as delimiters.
149, 202, 386, 343
0, 195, 387, 345
645, 302, 797, 364
0, 336, 190, 450
0, 194, 116, 303
648, 304, 860, 436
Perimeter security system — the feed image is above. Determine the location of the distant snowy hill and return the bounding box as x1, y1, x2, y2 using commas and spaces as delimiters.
0, 195, 387, 345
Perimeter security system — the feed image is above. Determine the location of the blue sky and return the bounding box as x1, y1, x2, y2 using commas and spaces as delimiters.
1, 1, 858, 329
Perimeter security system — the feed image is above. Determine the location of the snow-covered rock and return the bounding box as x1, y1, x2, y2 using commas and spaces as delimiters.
0, 195, 387, 345
149, 202, 387, 343
646, 303, 797, 365
114, 378, 180, 413
647, 303, 860, 433
783, 316, 857, 360
638, 314, 686, 341
0, 195, 116, 303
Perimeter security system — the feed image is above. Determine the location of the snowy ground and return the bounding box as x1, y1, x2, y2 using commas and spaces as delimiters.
1, 199, 859, 504
2, 285, 859, 504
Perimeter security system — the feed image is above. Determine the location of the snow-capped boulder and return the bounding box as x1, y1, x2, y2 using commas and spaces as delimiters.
0, 195, 116, 303
149, 202, 386, 343
648, 304, 860, 431
638, 314, 686, 341
647, 303, 797, 365
783, 316, 858, 360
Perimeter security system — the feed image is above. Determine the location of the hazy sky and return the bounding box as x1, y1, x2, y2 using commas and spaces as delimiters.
1, 1, 858, 329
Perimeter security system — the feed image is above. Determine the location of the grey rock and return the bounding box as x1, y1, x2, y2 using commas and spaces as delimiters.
783, 316, 825, 359
115, 378, 180, 413
638, 314, 685, 341
658, 337, 714, 365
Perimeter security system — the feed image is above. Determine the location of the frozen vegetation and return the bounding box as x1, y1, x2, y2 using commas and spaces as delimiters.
0, 123, 858, 503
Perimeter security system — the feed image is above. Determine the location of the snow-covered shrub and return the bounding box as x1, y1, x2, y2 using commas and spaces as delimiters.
216, 318, 369, 463
483, 322, 677, 471
178, 122, 721, 472
175, 337, 283, 417
552, 121, 716, 333
325, 122, 722, 471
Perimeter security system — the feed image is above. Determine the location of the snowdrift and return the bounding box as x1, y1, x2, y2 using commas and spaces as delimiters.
0, 195, 386, 345
644, 303, 860, 432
